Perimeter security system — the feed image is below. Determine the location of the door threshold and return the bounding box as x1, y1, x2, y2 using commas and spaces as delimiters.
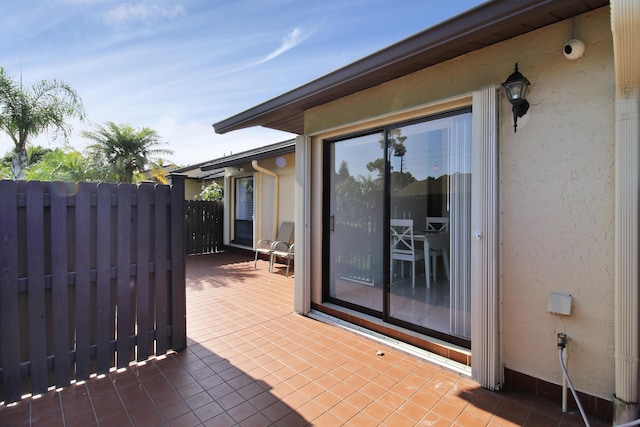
308, 309, 472, 377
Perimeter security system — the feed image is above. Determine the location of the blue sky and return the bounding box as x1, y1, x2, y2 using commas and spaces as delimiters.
1, 0, 486, 166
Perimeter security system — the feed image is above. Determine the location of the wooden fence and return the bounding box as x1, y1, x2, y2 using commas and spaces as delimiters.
0, 176, 186, 404
185, 200, 224, 255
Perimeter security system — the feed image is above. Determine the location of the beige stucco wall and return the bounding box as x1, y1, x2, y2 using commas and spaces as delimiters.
184, 179, 203, 200
253, 152, 296, 243
306, 7, 614, 399
224, 152, 296, 245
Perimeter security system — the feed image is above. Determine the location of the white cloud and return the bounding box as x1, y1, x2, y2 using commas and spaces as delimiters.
102, 3, 185, 27
258, 27, 309, 64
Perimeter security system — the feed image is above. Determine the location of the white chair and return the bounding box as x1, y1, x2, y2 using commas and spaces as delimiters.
390, 219, 426, 288
426, 217, 450, 283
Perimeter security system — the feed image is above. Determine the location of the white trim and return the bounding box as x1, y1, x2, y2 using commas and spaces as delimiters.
470, 84, 501, 390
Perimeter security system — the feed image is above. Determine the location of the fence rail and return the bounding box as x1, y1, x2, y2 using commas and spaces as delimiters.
0, 177, 186, 404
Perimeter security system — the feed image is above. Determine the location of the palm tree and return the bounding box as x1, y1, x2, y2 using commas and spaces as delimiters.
82, 122, 173, 183
143, 158, 178, 184
0, 68, 85, 179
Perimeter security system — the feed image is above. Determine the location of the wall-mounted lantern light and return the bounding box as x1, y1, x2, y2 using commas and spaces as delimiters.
502, 63, 530, 132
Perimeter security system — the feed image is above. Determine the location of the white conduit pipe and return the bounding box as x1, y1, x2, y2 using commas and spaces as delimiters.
562, 347, 568, 412
251, 160, 279, 239
558, 347, 640, 427
558, 347, 590, 427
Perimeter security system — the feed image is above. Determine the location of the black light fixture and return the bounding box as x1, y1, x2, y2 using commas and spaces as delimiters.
502, 63, 530, 132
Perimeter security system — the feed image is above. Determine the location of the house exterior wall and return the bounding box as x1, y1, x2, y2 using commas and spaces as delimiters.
223, 152, 296, 246
305, 7, 614, 400
253, 152, 296, 243
184, 179, 203, 200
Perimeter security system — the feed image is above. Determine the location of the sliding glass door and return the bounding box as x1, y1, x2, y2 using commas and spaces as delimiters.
324, 108, 472, 347
233, 176, 254, 246
325, 132, 385, 314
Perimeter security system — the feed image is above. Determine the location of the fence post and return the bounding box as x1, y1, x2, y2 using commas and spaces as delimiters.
169, 174, 186, 351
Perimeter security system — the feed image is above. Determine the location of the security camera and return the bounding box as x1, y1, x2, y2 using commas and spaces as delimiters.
563, 39, 585, 60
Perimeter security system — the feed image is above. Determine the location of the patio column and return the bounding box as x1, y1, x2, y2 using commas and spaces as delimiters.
294, 135, 311, 314
611, 0, 640, 423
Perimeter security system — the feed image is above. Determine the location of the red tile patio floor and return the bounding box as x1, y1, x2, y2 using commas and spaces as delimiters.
0, 249, 609, 426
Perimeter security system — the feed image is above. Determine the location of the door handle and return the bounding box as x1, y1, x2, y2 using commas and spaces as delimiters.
330, 215, 335, 232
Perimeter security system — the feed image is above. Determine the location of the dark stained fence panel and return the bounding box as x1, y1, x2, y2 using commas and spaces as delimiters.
26, 182, 47, 395
95, 183, 114, 375
170, 178, 186, 351
0, 178, 186, 403
185, 200, 224, 255
51, 182, 71, 389
1, 182, 21, 403
136, 183, 152, 362
154, 185, 169, 355
116, 184, 133, 369
74, 182, 92, 381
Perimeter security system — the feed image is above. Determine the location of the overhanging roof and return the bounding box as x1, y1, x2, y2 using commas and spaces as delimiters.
213, 0, 608, 135
173, 138, 295, 178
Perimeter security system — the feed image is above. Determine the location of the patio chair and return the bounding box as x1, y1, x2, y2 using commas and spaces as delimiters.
426, 217, 450, 282
390, 219, 426, 288
271, 243, 294, 277
254, 221, 294, 272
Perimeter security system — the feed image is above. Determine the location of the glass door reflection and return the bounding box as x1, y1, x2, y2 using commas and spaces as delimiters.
387, 113, 471, 342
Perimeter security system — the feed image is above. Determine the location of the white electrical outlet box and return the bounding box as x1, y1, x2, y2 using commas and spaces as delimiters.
548, 292, 572, 315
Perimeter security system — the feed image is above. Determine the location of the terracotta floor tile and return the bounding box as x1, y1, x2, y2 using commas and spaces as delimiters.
360, 380, 386, 400
261, 400, 293, 422
237, 411, 272, 427
193, 400, 224, 422
295, 400, 325, 422
347, 411, 380, 427
310, 411, 342, 427
344, 390, 373, 410
128, 407, 165, 427
248, 391, 278, 411
377, 390, 407, 410
227, 400, 258, 423
420, 411, 454, 427
273, 410, 309, 427
297, 381, 324, 400
202, 412, 236, 427
167, 411, 201, 427
93, 399, 126, 420
432, 399, 465, 421
455, 410, 492, 427
397, 399, 429, 422
159, 400, 191, 421
362, 400, 395, 421
98, 411, 133, 426
328, 381, 357, 400
207, 381, 234, 400
184, 390, 213, 410
381, 411, 416, 427
329, 400, 360, 423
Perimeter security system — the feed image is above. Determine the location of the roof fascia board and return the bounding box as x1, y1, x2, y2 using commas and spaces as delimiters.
200, 143, 295, 171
